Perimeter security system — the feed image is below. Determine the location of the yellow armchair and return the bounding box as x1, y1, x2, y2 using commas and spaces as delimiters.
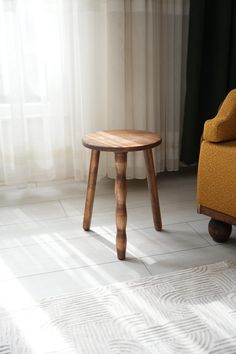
197, 89, 236, 242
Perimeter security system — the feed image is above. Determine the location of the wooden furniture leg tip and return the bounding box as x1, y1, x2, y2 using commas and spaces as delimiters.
83, 224, 90, 231
116, 231, 127, 260
117, 251, 126, 260
208, 218, 232, 243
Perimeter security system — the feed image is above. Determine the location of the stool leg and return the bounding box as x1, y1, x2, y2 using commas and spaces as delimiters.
115, 152, 127, 260
144, 149, 162, 231
83, 150, 100, 231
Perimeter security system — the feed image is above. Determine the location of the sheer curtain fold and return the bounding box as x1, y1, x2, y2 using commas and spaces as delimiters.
0, 0, 189, 185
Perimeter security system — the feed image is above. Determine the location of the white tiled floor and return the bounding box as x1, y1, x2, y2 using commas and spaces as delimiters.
0, 169, 236, 305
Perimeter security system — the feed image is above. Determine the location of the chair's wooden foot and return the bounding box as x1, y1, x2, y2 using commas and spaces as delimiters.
83, 150, 100, 231
144, 149, 162, 231
115, 152, 127, 260
116, 230, 127, 260
208, 218, 232, 243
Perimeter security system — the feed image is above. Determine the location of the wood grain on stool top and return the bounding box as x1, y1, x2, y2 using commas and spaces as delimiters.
82, 130, 162, 152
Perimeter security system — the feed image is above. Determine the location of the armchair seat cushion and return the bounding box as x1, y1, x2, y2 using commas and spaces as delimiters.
197, 139, 236, 218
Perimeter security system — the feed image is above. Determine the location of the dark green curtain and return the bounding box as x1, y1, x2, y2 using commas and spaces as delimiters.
181, 0, 236, 164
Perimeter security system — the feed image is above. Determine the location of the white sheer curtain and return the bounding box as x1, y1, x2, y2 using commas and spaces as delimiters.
0, 0, 189, 185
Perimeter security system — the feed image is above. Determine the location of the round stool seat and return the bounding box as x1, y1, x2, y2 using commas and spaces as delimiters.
82, 129, 162, 152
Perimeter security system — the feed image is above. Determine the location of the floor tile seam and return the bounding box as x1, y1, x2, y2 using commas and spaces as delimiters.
0, 214, 71, 227
61, 207, 206, 219
60, 200, 197, 216
0, 205, 203, 231
129, 218, 209, 230
0, 216, 205, 230
0, 190, 115, 209
0, 257, 146, 282
138, 259, 153, 275
0, 192, 195, 210
0, 234, 96, 251
0, 199, 67, 210
58, 200, 68, 216
0, 244, 217, 282
81, 200, 199, 214
0, 228, 124, 251
0, 215, 74, 230
123, 217, 209, 231
0, 176, 195, 192
0, 216, 208, 252
0, 182, 38, 191
35, 179, 86, 187
138, 244, 216, 262
0, 219, 209, 251
0, 197, 82, 208
187, 222, 213, 246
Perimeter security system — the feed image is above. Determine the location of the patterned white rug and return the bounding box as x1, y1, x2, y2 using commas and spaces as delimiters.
1, 260, 236, 354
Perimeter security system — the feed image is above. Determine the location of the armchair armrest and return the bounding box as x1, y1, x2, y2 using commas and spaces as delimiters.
203, 89, 236, 143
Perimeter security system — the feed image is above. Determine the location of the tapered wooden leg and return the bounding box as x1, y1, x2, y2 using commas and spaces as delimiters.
144, 149, 162, 231
83, 150, 100, 231
115, 152, 127, 260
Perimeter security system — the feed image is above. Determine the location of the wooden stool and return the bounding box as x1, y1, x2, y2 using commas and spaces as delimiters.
82, 130, 162, 260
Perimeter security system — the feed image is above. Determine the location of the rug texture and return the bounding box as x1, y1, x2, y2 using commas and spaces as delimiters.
1, 260, 236, 354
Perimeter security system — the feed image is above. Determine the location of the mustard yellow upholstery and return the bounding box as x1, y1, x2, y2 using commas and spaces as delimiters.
197, 89, 236, 219
203, 89, 236, 143
197, 140, 236, 218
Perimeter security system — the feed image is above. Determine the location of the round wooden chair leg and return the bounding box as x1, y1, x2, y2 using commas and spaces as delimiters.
115, 152, 127, 260
144, 149, 162, 231
83, 150, 100, 231
208, 218, 232, 243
